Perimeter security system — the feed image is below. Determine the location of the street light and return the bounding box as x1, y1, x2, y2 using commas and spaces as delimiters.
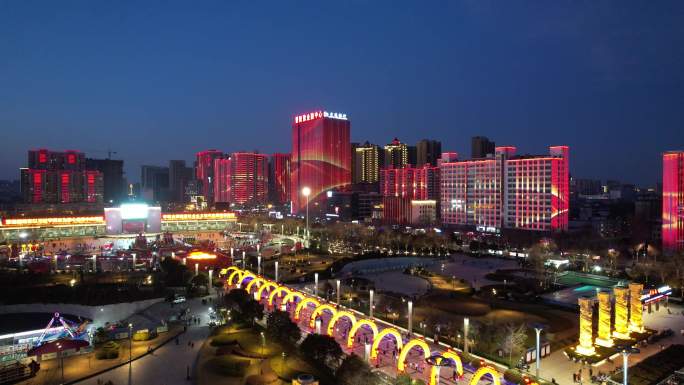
56, 342, 64, 385
616, 345, 640, 385
128, 323, 133, 385
260, 332, 266, 356
530, 323, 547, 378
302, 186, 311, 246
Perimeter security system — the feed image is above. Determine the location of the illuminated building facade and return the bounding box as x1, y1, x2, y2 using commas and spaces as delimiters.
20, 149, 103, 204
195, 150, 223, 204
662, 151, 684, 253
269, 153, 291, 206
384, 138, 409, 169
379, 165, 440, 224
440, 145, 569, 232
291, 110, 351, 216
353, 142, 380, 184
214, 153, 269, 206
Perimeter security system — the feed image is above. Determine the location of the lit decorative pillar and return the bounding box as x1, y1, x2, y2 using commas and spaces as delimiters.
314, 273, 319, 297
596, 291, 614, 347
230, 248, 233, 259
629, 283, 644, 333
257, 256, 262, 275
208, 269, 213, 295
364, 342, 371, 363
407, 300, 413, 335
463, 317, 470, 354
132, 253, 136, 270
613, 287, 630, 339
92, 254, 97, 272
242, 251, 246, 269
369, 290, 374, 318
275, 261, 279, 282
576, 296, 595, 355
182, 257, 186, 266
195, 263, 199, 277
315, 318, 321, 334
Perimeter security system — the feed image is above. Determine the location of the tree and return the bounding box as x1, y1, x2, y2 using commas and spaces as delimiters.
265, 310, 301, 349
224, 289, 264, 325
500, 323, 528, 368
336, 354, 380, 385
300, 334, 343, 369
395, 374, 425, 385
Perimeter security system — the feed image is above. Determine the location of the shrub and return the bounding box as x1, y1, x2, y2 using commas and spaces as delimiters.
96, 341, 120, 360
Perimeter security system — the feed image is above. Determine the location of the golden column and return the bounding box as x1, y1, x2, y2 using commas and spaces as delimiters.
595, 291, 614, 347
576, 296, 595, 355
629, 283, 644, 333
613, 286, 630, 339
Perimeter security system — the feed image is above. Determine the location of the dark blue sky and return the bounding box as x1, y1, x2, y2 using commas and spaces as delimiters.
1, 1, 683, 186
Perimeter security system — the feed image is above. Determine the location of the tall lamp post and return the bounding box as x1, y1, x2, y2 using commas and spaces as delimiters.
128, 323, 133, 385
302, 187, 311, 247
531, 323, 547, 378
56, 342, 64, 385
616, 345, 640, 385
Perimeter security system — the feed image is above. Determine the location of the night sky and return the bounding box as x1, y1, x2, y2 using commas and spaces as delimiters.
1, 1, 683, 186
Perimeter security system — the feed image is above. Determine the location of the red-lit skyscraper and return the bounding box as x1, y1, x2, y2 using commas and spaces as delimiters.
195, 150, 223, 204
379, 164, 440, 224
663, 151, 684, 254
291, 110, 351, 216
269, 153, 291, 206
213, 152, 269, 206
440, 145, 569, 232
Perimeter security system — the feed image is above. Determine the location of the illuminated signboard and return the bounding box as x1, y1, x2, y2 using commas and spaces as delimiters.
161, 212, 236, 222
641, 285, 672, 304
294, 110, 348, 124
1, 216, 104, 227
120, 204, 149, 220
187, 251, 217, 260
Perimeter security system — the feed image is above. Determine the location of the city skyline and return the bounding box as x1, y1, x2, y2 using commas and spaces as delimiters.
2, 1, 683, 186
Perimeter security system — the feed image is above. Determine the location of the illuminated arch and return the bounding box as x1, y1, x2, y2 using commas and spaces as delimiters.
468, 366, 501, 385
227, 270, 242, 286
282, 291, 306, 308
220, 266, 240, 277
397, 338, 431, 372
326, 311, 357, 336
256, 281, 279, 301
347, 319, 379, 348
309, 304, 337, 328
294, 297, 321, 321
245, 277, 265, 293
429, 350, 463, 385
370, 327, 403, 360
238, 271, 256, 286
268, 286, 292, 307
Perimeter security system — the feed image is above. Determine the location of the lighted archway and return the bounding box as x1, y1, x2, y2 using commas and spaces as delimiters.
237, 271, 256, 287
429, 350, 463, 385
397, 338, 431, 372
256, 281, 279, 301
294, 297, 321, 321
309, 304, 337, 328
268, 286, 292, 307
245, 277, 265, 294
468, 366, 501, 385
220, 266, 240, 277
227, 270, 242, 286
281, 291, 306, 308
326, 311, 357, 336
370, 327, 403, 360
347, 319, 379, 348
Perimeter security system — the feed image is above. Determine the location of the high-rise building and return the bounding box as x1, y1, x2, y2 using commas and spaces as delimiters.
195, 150, 223, 205
379, 164, 440, 224
383, 138, 409, 169
441, 145, 569, 232
214, 152, 269, 206
140, 165, 169, 202
21, 149, 103, 204
353, 142, 380, 184
416, 139, 442, 167
471, 136, 496, 159
86, 158, 125, 203
269, 153, 291, 206
663, 151, 684, 254
169, 160, 193, 203
291, 110, 351, 216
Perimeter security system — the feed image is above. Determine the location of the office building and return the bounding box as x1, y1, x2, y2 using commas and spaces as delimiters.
471, 136, 496, 159
384, 138, 409, 169
214, 152, 269, 206
21, 149, 103, 204
663, 151, 684, 253
269, 153, 291, 206
140, 165, 169, 202
440, 145, 569, 232
353, 142, 380, 184
195, 150, 223, 205
291, 110, 351, 216
169, 160, 194, 203
379, 164, 440, 224
86, 158, 125, 204
416, 139, 441, 167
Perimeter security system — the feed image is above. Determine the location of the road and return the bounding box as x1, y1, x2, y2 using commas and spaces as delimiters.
74, 296, 215, 385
